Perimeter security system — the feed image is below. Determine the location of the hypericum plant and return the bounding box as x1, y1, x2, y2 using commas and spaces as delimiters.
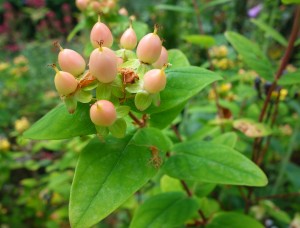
24, 14, 268, 228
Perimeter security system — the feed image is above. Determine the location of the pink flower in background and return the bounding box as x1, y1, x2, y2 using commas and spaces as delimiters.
62, 3, 71, 13
63, 16, 72, 24
0, 25, 8, 34
6, 44, 20, 52
248, 4, 263, 18
25, 0, 46, 8
46, 11, 56, 19
3, 2, 13, 10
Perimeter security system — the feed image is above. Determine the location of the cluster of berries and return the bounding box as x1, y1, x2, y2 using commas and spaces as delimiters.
51, 16, 169, 138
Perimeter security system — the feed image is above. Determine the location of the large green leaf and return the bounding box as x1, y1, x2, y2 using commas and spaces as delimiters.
251, 19, 288, 46
69, 128, 172, 228
212, 132, 238, 148
23, 103, 95, 140
282, 0, 300, 4
168, 49, 190, 68
155, 4, 194, 13
225, 31, 274, 80
147, 67, 222, 114
183, 35, 216, 48
164, 141, 268, 186
278, 70, 300, 85
130, 192, 198, 228
150, 102, 186, 129
206, 212, 264, 228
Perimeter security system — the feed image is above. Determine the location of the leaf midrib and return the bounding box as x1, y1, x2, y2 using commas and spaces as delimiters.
73, 134, 137, 227
175, 148, 264, 181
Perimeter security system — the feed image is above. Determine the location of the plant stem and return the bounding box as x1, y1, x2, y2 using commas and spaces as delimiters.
258, 6, 300, 124
272, 121, 299, 194
128, 111, 145, 127
256, 192, 300, 202
212, 82, 225, 133
257, 92, 281, 165
170, 126, 208, 225
252, 5, 300, 163
192, 0, 204, 34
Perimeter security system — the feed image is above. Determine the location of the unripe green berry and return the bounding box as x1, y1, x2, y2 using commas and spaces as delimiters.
90, 16, 113, 48
90, 100, 117, 126
56, 44, 86, 77
136, 26, 162, 64
89, 45, 118, 83
143, 69, 166, 94
54, 69, 78, 96
153, 46, 168, 68
120, 26, 137, 50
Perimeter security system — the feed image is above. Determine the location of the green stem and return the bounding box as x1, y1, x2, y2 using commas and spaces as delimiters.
272, 121, 299, 194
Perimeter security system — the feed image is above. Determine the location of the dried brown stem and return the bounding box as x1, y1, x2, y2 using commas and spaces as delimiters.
258, 6, 300, 123
256, 192, 300, 202
128, 112, 146, 128
192, 0, 204, 34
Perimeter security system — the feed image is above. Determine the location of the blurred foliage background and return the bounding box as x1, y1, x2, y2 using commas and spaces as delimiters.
1, 0, 300, 227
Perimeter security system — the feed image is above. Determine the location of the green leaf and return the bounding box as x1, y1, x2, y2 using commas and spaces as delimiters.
130, 192, 198, 228
135, 91, 153, 111
206, 212, 264, 228
168, 49, 190, 68
233, 119, 272, 138
251, 19, 288, 46
69, 128, 172, 228
75, 90, 92, 103
212, 132, 238, 148
155, 4, 194, 13
146, 67, 222, 114
225, 31, 274, 80
160, 175, 184, 193
282, 0, 300, 4
132, 21, 148, 40
183, 35, 216, 48
278, 71, 300, 85
116, 106, 130, 118
96, 83, 111, 100
108, 118, 127, 138
150, 102, 186, 129
164, 141, 268, 186
23, 103, 95, 140
199, 0, 233, 11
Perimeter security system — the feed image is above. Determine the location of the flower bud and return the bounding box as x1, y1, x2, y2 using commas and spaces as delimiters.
56, 43, 86, 77
120, 25, 137, 50
137, 25, 162, 64
143, 69, 166, 94
90, 16, 113, 48
90, 100, 117, 126
89, 45, 118, 83
152, 46, 168, 68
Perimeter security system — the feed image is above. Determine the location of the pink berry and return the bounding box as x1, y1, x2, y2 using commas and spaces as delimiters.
120, 26, 137, 50
143, 69, 166, 94
75, 0, 87, 11
54, 69, 78, 96
153, 46, 168, 68
136, 25, 162, 64
91, 2, 101, 11
90, 17, 113, 48
90, 100, 117, 126
89, 45, 118, 83
56, 43, 86, 77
